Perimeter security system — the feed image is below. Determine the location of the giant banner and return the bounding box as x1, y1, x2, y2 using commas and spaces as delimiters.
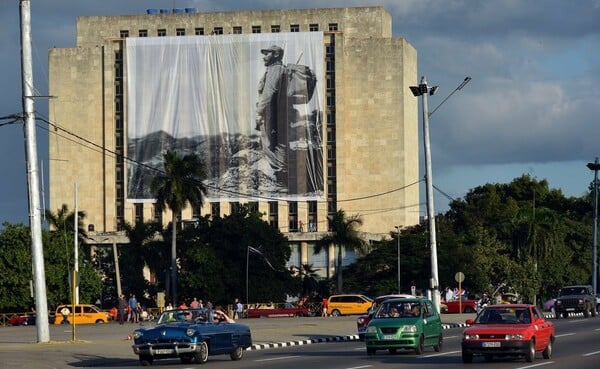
126, 32, 324, 202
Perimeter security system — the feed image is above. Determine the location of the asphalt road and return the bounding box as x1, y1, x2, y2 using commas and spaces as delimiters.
0, 314, 474, 368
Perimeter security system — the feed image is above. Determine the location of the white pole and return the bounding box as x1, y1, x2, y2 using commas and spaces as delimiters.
74, 183, 79, 304
20, 0, 50, 342
420, 76, 441, 313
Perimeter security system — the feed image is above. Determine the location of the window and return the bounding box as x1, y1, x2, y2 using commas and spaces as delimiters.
230, 202, 241, 213
290, 24, 300, 32
233, 26, 242, 34
138, 29, 148, 37
195, 27, 204, 35
192, 202, 201, 218
154, 204, 163, 224
135, 203, 143, 224
157, 29, 167, 36
176, 28, 185, 36
211, 202, 220, 218
213, 27, 223, 35
271, 25, 280, 33
248, 202, 258, 213
327, 128, 335, 143
328, 23, 338, 31
288, 201, 298, 215
119, 30, 129, 38
251, 25, 261, 33
309, 23, 319, 32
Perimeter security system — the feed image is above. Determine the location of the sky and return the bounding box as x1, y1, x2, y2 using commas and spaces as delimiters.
1, 0, 600, 225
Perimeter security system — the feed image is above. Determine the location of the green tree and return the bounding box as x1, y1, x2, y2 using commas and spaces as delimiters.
151, 150, 207, 306
315, 209, 367, 293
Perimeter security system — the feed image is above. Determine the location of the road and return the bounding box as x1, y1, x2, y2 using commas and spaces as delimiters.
0, 314, 599, 368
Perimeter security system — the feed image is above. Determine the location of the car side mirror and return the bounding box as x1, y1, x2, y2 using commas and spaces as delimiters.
535, 318, 545, 324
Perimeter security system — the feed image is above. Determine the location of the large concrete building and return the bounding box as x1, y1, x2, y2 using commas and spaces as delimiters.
48, 6, 419, 277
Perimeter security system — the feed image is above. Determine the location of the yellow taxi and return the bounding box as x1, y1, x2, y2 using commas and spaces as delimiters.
54, 304, 110, 324
327, 294, 373, 316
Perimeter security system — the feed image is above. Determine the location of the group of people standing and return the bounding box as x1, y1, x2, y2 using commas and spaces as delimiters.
116, 293, 144, 325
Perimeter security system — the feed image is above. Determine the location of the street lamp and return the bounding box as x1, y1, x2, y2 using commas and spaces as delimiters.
395, 225, 402, 294
410, 75, 440, 312
410, 75, 471, 313
587, 157, 600, 294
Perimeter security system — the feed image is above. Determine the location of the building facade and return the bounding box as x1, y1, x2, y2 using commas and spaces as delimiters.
48, 6, 419, 277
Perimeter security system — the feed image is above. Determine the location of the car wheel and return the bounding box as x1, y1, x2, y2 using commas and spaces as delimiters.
295, 312, 304, 317
330, 309, 341, 317
525, 340, 535, 363
180, 356, 193, 364
366, 348, 376, 356
415, 336, 424, 355
230, 346, 243, 361
433, 334, 443, 352
95, 320, 105, 324
542, 338, 553, 359
139, 355, 153, 366
194, 341, 209, 364
562, 311, 569, 318
358, 333, 365, 341
462, 351, 473, 363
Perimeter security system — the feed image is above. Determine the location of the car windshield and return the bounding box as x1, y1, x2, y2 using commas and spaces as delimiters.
157, 308, 209, 324
560, 287, 586, 295
475, 307, 531, 324
374, 301, 421, 318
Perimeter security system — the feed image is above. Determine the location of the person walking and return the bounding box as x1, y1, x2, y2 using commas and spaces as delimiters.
322, 297, 328, 317
234, 298, 243, 319
128, 293, 139, 323
117, 294, 127, 325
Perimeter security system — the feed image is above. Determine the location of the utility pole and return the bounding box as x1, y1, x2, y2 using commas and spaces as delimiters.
20, 0, 50, 342
587, 158, 600, 294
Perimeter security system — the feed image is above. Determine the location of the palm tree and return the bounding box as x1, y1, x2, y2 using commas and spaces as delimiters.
151, 150, 207, 306
315, 209, 366, 293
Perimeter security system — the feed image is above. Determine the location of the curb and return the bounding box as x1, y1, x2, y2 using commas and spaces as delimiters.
248, 323, 467, 351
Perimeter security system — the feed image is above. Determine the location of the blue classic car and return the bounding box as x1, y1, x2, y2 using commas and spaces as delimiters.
132, 308, 252, 366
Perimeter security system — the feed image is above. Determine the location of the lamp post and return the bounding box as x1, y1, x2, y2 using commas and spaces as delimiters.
410, 76, 471, 313
395, 225, 402, 294
587, 158, 600, 294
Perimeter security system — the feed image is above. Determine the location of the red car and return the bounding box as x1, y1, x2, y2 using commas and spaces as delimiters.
356, 294, 413, 340
443, 299, 479, 313
461, 304, 554, 363
246, 302, 313, 318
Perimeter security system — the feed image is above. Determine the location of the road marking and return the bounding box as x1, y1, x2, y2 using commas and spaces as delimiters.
254, 355, 301, 362
443, 335, 459, 339
514, 361, 554, 369
422, 350, 460, 358
346, 366, 372, 369
583, 350, 600, 356
555, 333, 575, 338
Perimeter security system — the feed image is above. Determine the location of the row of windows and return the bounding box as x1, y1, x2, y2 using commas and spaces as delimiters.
119, 23, 338, 38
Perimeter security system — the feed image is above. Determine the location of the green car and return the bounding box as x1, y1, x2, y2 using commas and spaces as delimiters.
365, 297, 443, 355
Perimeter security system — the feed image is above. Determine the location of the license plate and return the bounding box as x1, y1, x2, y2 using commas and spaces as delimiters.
482, 342, 500, 348
155, 349, 174, 355
382, 334, 396, 340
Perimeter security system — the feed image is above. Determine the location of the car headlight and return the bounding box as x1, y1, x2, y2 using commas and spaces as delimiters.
464, 333, 479, 340
186, 328, 196, 337
401, 325, 417, 333
133, 331, 143, 339
366, 326, 378, 333
505, 334, 524, 340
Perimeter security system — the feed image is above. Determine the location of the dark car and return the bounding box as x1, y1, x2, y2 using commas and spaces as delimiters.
554, 285, 597, 318
461, 304, 554, 363
132, 308, 252, 366
246, 302, 313, 318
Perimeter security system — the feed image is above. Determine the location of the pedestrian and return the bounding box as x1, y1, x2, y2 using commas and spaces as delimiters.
322, 297, 328, 317
190, 297, 200, 309
128, 293, 139, 323
117, 294, 127, 325
234, 298, 243, 319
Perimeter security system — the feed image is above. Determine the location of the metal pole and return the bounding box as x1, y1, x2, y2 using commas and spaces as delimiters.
592, 158, 599, 294
395, 226, 401, 294
20, 0, 50, 343
246, 246, 249, 304
421, 76, 441, 313
74, 183, 79, 305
